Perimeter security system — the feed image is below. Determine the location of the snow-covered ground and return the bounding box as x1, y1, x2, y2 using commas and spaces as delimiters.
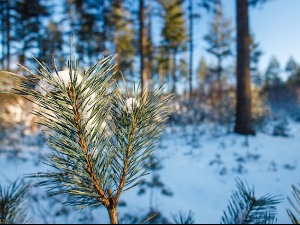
1, 120, 300, 224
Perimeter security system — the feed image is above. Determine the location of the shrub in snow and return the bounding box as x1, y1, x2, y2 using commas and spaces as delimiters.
137, 155, 173, 211
272, 117, 290, 137
11, 52, 173, 224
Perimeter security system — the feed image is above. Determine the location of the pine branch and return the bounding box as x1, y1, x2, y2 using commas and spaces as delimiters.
13, 54, 117, 210
221, 178, 282, 224
12, 49, 173, 224
172, 210, 195, 224
0, 178, 31, 224
109, 83, 174, 203
287, 184, 300, 224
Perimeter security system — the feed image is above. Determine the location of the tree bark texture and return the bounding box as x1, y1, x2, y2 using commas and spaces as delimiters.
139, 0, 147, 97
234, 0, 255, 135
188, 0, 193, 98
107, 206, 118, 224
6, 0, 11, 70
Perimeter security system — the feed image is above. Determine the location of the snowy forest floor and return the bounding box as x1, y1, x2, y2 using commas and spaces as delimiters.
0, 119, 300, 224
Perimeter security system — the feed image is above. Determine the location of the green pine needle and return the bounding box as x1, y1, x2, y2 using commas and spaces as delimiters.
287, 184, 300, 224
13, 51, 173, 213
221, 178, 282, 224
172, 210, 195, 224
0, 178, 31, 224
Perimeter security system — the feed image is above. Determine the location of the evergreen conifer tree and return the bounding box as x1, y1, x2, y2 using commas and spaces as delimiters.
264, 56, 282, 91
14, 0, 50, 67
38, 20, 64, 67
203, 0, 233, 97
158, 0, 187, 94
106, 0, 135, 80
63, 0, 107, 66
285, 56, 300, 86
249, 34, 263, 87
196, 57, 208, 97
157, 45, 170, 88
0, 0, 14, 70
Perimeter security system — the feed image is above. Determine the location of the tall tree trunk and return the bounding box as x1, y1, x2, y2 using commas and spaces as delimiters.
0, 1, 4, 68
139, 0, 147, 97
158, 63, 164, 86
147, 0, 154, 90
171, 49, 177, 94
101, 0, 108, 57
168, 54, 172, 92
5, 0, 10, 70
217, 55, 222, 99
188, 0, 193, 99
107, 206, 118, 224
234, 0, 254, 135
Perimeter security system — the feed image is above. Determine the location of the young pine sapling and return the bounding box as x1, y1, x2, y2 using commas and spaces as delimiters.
11, 52, 173, 224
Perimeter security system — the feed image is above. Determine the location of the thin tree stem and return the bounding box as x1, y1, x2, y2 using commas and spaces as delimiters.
115, 116, 137, 200
1, 201, 6, 224
69, 87, 110, 207
140, 0, 147, 97
240, 197, 256, 224
107, 206, 118, 224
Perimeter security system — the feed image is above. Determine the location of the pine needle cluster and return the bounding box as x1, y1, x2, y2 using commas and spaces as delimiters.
221, 178, 282, 224
171, 210, 195, 224
11, 51, 173, 224
287, 184, 300, 224
0, 179, 31, 224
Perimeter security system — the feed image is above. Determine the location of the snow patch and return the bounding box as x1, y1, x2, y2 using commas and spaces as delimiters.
124, 97, 140, 113
35, 70, 83, 96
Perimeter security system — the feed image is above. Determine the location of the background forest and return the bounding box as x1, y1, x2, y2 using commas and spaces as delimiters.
1, 0, 300, 224
1, 0, 300, 133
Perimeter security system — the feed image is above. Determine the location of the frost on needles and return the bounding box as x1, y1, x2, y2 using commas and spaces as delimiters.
12, 52, 173, 224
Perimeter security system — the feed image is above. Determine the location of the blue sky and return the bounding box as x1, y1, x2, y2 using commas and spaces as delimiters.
192, 0, 300, 80
249, 0, 300, 74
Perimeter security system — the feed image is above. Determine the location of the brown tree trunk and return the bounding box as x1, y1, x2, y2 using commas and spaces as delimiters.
139, 0, 147, 97
0, 2, 4, 68
107, 206, 118, 224
6, 0, 10, 70
234, 0, 254, 135
188, 0, 193, 99
159, 64, 164, 86
217, 55, 222, 100
100, 0, 107, 56
171, 49, 177, 94
147, 0, 154, 91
